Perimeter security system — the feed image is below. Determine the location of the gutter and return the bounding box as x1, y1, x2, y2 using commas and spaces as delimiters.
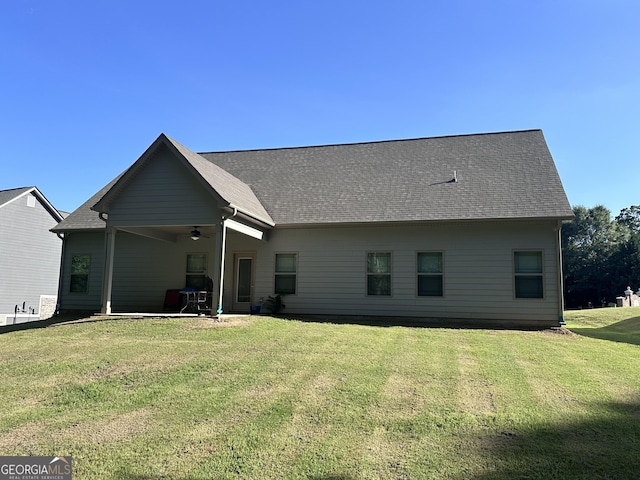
222, 207, 238, 222
224, 205, 275, 229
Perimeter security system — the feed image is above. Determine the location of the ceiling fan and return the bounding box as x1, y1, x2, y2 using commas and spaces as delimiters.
189, 226, 214, 241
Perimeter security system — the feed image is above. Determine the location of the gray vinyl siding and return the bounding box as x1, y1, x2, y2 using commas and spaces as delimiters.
58, 232, 105, 311
59, 230, 218, 313
110, 232, 216, 312
58, 220, 563, 326
0, 192, 62, 315
224, 220, 562, 326
106, 144, 221, 227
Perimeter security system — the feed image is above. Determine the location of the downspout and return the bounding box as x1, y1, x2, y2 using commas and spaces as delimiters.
99, 212, 108, 314
98, 212, 115, 315
216, 208, 238, 315
55, 232, 66, 315
557, 220, 566, 325
101, 227, 117, 315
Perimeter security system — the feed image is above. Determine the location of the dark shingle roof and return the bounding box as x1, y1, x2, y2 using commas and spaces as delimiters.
1, 186, 64, 221
51, 176, 122, 232
166, 135, 274, 225
199, 129, 573, 225
0, 187, 35, 208
53, 129, 573, 232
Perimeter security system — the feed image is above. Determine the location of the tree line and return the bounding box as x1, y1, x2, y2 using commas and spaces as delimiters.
562, 205, 640, 308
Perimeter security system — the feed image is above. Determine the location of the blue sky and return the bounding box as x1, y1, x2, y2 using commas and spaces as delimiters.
1, 0, 638, 216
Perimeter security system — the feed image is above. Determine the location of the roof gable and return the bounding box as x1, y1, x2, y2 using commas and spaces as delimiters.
0, 186, 64, 222
91, 134, 274, 226
0, 187, 33, 208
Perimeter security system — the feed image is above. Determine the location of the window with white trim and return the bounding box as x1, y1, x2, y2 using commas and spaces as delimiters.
275, 253, 297, 295
514, 251, 544, 298
417, 252, 443, 297
186, 253, 208, 290
367, 252, 391, 296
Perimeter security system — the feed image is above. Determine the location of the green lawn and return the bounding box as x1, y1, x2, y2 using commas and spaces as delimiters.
1, 310, 639, 479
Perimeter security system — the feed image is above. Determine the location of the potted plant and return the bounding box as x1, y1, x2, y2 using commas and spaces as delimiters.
260, 295, 286, 314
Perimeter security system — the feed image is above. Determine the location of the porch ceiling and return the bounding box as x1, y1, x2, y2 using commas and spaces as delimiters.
118, 225, 218, 243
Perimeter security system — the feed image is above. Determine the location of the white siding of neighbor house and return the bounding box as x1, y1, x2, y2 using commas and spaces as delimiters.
0, 192, 62, 316
223, 220, 563, 326
106, 144, 222, 227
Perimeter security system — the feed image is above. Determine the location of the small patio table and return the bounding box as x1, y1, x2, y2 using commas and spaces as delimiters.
179, 290, 209, 314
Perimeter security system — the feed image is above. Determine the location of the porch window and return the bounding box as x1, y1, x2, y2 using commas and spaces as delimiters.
70, 255, 90, 293
367, 252, 391, 296
275, 253, 297, 295
186, 253, 208, 290
514, 251, 544, 298
417, 252, 443, 297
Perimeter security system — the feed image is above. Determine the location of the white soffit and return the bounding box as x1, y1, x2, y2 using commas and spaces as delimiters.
226, 218, 264, 240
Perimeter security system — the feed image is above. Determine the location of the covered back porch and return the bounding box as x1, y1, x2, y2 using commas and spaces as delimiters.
83, 134, 274, 316
98, 218, 268, 316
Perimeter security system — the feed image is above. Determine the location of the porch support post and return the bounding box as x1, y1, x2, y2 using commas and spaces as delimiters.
100, 227, 116, 315
214, 220, 228, 315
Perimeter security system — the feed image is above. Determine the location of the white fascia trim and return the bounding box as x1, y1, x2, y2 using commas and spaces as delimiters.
225, 218, 265, 240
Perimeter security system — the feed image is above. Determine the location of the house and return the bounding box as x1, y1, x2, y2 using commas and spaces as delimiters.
0, 187, 65, 325
51, 129, 574, 328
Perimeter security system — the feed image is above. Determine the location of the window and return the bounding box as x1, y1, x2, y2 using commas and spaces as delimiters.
514, 251, 544, 298
275, 253, 297, 295
70, 255, 90, 293
186, 253, 208, 290
417, 252, 443, 297
367, 252, 391, 296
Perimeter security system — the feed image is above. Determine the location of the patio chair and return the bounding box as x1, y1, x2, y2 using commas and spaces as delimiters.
163, 289, 181, 312
195, 290, 211, 314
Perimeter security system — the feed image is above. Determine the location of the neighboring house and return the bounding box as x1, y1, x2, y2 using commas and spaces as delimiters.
0, 187, 65, 325
51, 129, 574, 328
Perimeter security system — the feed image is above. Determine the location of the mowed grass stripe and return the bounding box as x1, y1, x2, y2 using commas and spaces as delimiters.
0, 312, 639, 479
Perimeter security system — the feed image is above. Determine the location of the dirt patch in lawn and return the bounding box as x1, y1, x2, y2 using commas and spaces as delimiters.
186, 316, 252, 329
542, 327, 576, 336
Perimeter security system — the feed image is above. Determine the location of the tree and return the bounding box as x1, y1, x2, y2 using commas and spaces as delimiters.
562, 205, 630, 308
614, 205, 640, 290
615, 205, 640, 234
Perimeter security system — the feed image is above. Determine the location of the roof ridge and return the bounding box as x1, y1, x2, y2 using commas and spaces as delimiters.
0, 186, 34, 193
197, 129, 543, 155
